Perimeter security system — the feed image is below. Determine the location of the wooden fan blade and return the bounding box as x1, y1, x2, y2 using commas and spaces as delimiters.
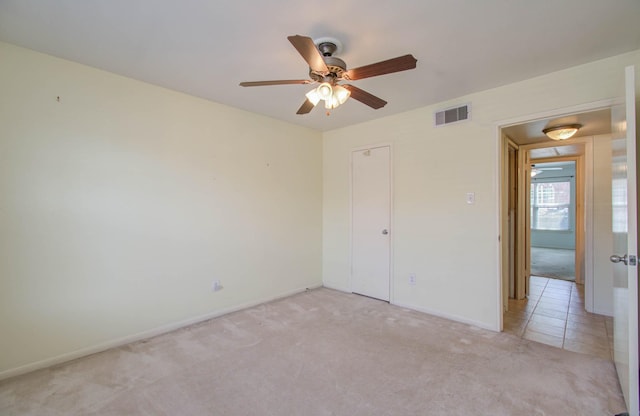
239, 80, 312, 87
343, 84, 387, 109
296, 98, 316, 115
287, 35, 329, 74
344, 54, 417, 81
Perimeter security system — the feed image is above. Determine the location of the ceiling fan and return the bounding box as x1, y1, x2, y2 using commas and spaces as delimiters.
531, 164, 564, 177
239, 35, 417, 115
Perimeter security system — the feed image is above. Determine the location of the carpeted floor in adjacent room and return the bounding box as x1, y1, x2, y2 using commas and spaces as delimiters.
0, 288, 626, 415
531, 247, 576, 281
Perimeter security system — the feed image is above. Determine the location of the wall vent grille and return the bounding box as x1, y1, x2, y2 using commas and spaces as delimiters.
434, 104, 470, 126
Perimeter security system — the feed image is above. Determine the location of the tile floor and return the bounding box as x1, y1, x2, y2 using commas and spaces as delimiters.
504, 276, 613, 360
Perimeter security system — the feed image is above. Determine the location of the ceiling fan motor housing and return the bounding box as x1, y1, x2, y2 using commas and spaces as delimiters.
310, 41, 346, 83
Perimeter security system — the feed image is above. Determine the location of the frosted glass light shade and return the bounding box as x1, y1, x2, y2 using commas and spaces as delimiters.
324, 85, 351, 109
333, 85, 350, 104
542, 124, 581, 140
317, 83, 333, 101
305, 89, 321, 105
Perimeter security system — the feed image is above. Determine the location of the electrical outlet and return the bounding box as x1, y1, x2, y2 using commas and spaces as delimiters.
409, 273, 416, 285
212, 280, 223, 292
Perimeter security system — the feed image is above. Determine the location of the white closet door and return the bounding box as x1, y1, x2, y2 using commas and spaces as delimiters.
351, 146, 391, 301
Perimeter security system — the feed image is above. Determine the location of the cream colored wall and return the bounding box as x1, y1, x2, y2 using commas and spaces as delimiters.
0, 42, 323, 377
323, 50, 640, 330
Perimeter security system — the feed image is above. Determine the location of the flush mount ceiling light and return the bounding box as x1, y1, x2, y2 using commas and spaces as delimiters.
542, 124, 582, 141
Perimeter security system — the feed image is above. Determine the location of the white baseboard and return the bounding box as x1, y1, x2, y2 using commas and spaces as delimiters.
592, 307, 613, 317
321, 281, 350, 293
392, 300, 500, 332
321, 283, 498, 332
0, 283, 322, 381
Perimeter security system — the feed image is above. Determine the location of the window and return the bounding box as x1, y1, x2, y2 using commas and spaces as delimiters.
530, 181, 571, 231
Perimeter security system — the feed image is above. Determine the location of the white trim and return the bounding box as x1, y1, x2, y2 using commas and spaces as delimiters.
389, 145, 395, 304
392, 300, 499, 332
0, 284, 322, 381
350, 143, 392, 153
495, 126, 505, 331
321, 282, 351, 293
592, 306, 614, 317
496, 98, 623, 129
583, 138, 595, 313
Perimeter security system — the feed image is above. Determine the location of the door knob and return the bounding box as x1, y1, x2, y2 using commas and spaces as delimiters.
610, 254, 628, 265
382, 229, 389, 235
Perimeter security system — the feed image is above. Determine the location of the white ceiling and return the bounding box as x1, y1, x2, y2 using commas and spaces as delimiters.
1, 0, 639, 132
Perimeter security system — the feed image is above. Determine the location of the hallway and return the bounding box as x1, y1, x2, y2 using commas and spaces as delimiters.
504, 276, 613, 360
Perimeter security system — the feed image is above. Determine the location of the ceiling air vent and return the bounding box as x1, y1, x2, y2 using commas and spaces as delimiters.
434, 104, 470, 127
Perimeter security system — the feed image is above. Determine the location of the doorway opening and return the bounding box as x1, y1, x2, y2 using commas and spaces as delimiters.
530, 160, 577, 282
498, 105, 615, 359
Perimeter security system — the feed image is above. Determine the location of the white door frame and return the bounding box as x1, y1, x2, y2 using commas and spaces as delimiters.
349, 142, 394, 303
495, 98, 621, 330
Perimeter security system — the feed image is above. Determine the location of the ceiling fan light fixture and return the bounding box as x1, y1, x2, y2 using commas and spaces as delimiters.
325, 85, 351, 109
317, 82, 333, 101
310, 83, 350, 110
305, 88, 321, 106
542, 124, 582, 140
333, 85, 351, 105
326, 96, 341, 109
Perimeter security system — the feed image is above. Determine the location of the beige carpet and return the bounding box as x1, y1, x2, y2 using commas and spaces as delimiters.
531, 247, 576, 281
0, 288, 626, 415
